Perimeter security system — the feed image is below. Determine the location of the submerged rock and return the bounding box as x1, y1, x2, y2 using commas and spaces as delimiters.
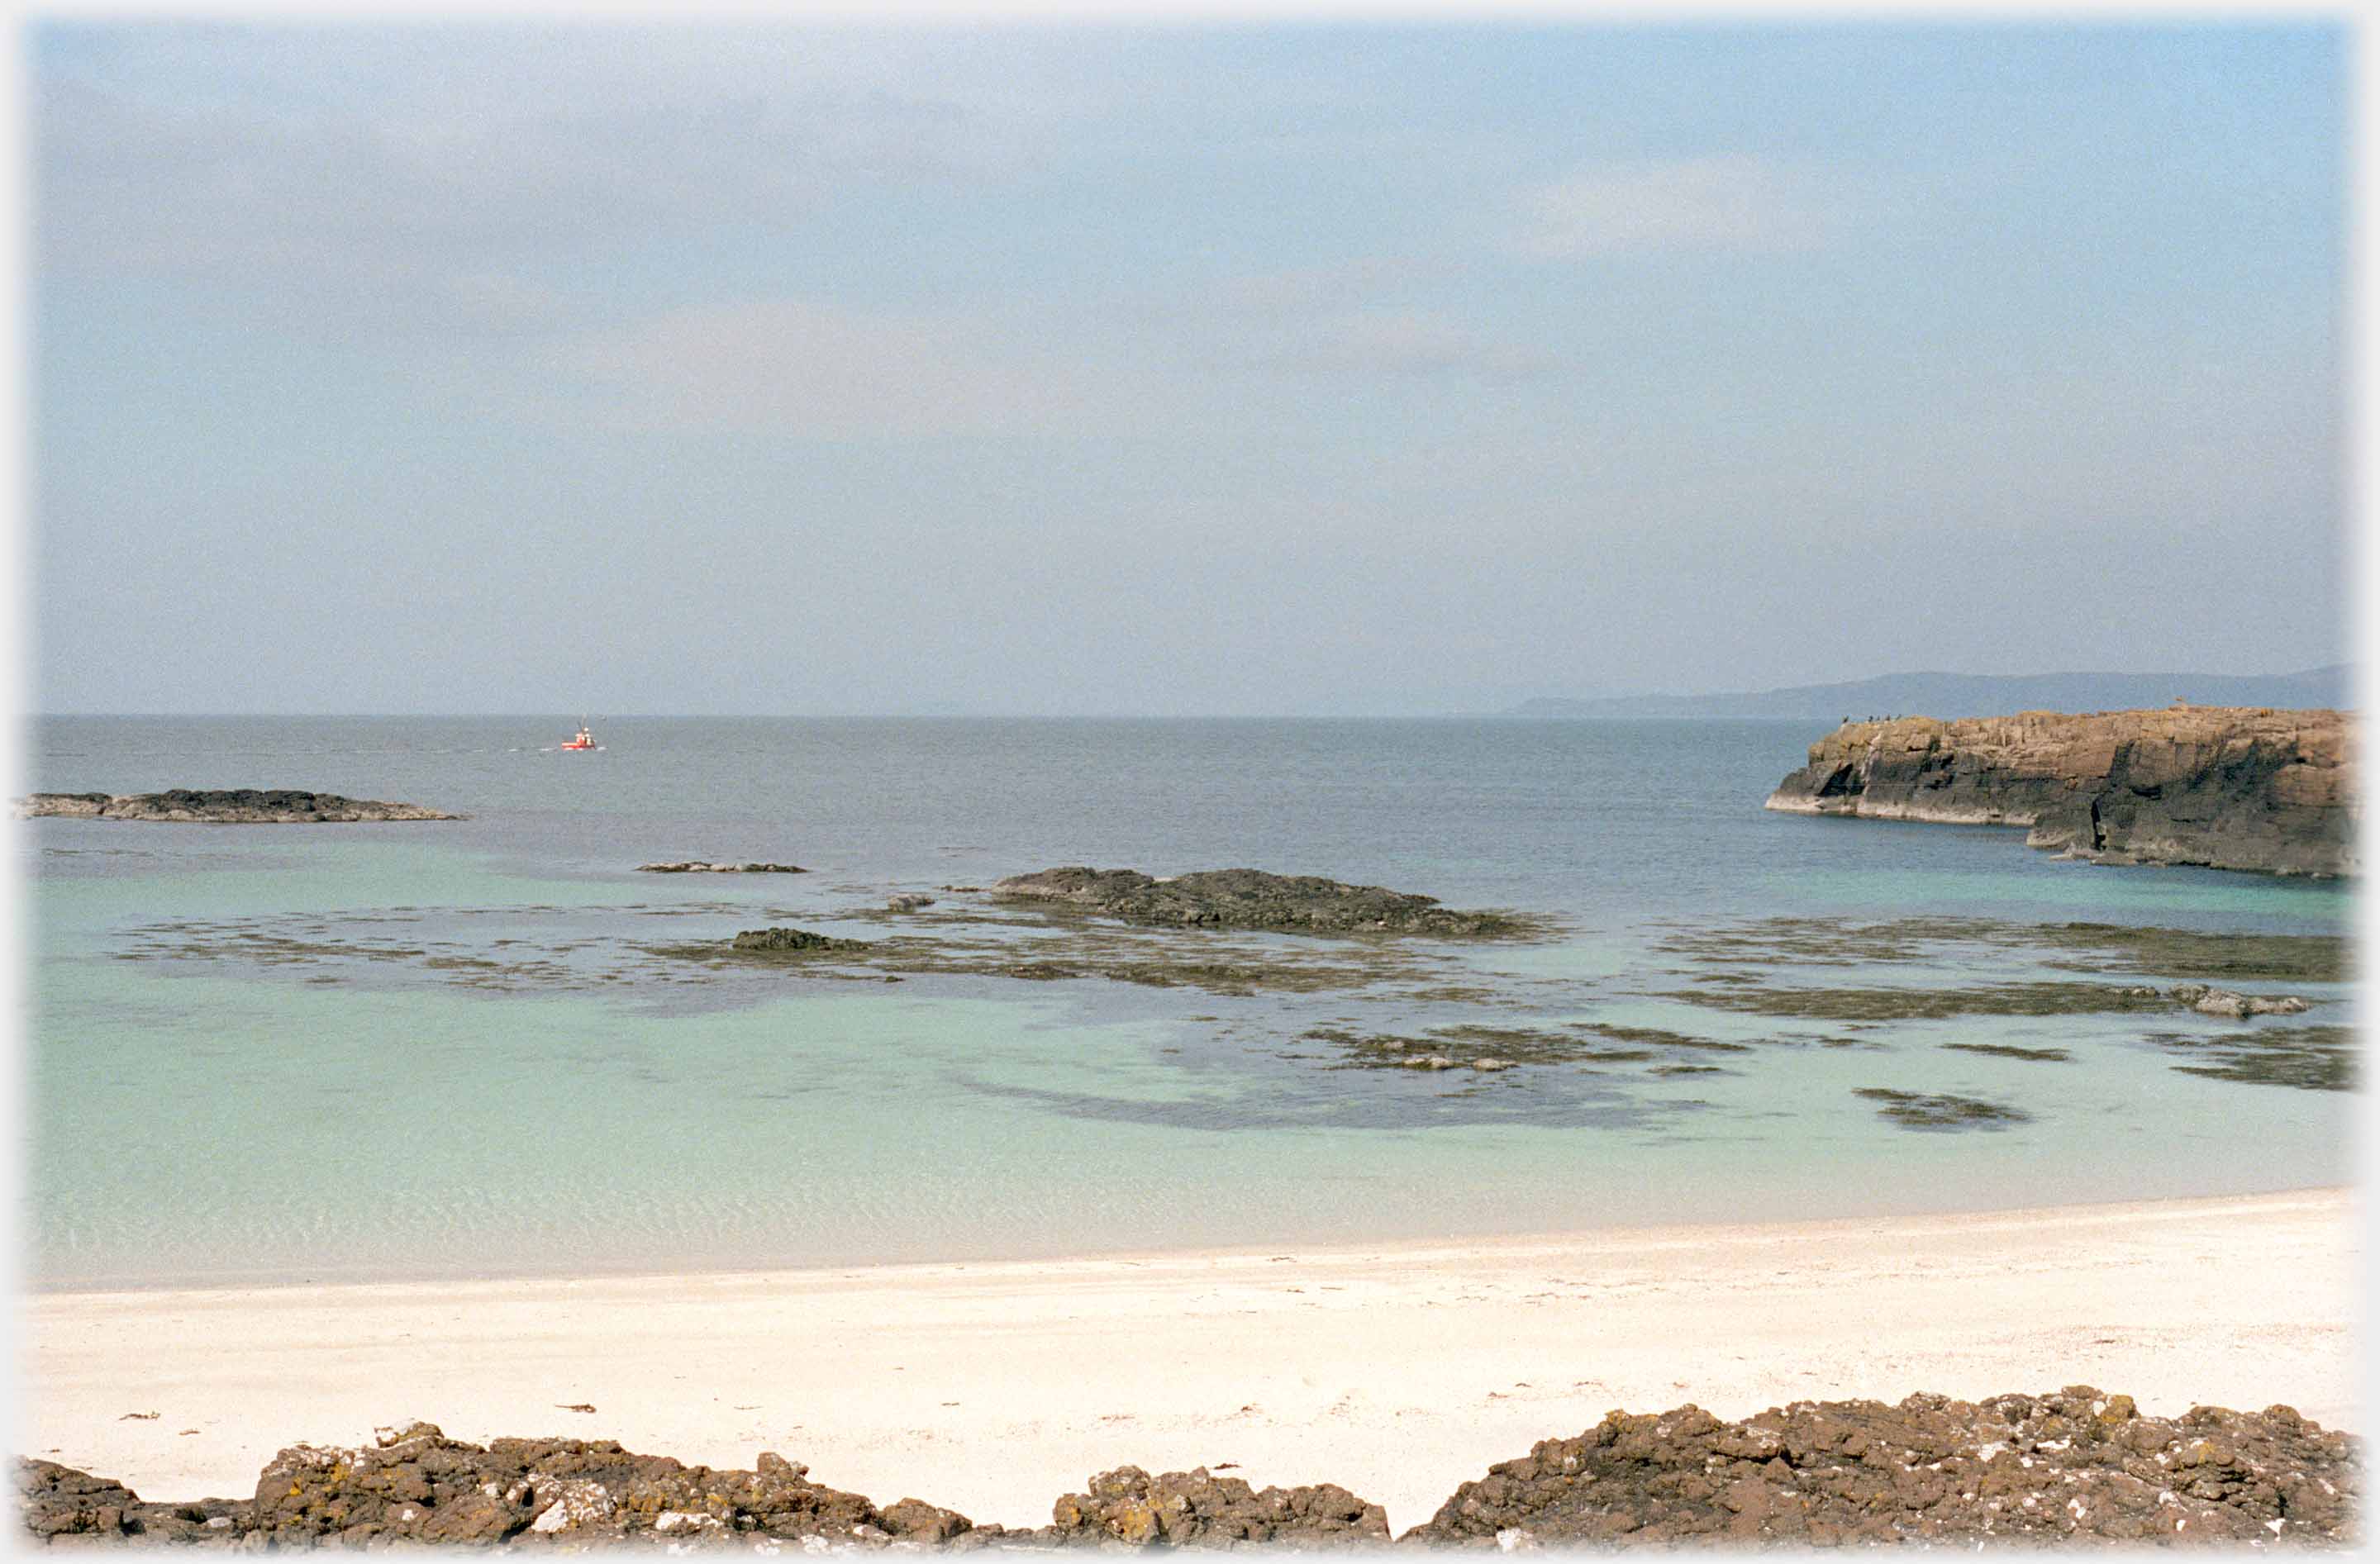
2149, 1024, 2357, 1092
1764, 706, 2354, 877
989, 867, 1532, 937
636, 860, 807, 874
17, 789, 458, 823
1852, 1087, 2030, 1131
1940, 1042, 2072, 1062
887, 893, 938, 911
729, 926, 872, 953
1673, 980, 2173, 1022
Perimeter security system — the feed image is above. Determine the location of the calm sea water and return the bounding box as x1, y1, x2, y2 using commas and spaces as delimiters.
24, 715, 2357, 1289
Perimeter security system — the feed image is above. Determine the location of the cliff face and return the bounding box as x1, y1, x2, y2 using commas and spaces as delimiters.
1764, 706, 2356, 877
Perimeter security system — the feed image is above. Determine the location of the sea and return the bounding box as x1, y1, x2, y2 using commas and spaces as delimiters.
23, 715, 2358, 1291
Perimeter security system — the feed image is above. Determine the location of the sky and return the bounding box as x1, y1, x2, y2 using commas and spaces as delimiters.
26, 20, 2351, 715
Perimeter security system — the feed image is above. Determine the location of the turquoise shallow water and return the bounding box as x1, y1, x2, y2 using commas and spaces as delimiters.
24, 715, 2358, 1288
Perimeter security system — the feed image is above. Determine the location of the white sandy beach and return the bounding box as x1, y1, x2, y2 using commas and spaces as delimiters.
18, 1188, 2360, 1536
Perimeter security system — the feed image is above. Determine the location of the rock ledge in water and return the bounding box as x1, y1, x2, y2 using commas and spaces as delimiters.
730, 926, 871, 953
989, 867, 1532, 937
1764, 706, 2354, 877
17, 789, 459, 823
637, 860, 807, 874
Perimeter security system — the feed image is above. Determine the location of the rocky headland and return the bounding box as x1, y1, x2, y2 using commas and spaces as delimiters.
1764, 706, 2354, 876
17, 790, 458, 824
988, 868, 1532, 937
17, 1388, 2357, 1549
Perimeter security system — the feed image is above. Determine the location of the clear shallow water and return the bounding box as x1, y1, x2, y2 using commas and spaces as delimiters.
25, 715, 2356, 1289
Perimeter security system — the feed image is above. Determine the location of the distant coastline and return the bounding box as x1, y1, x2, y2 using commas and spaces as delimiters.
1506, 664, 2353, 721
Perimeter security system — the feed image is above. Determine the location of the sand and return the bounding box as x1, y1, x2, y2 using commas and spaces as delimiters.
17, 1187, 2360, 1535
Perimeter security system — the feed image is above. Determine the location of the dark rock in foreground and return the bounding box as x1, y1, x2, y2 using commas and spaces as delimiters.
730, 926, 872, 953
17, 789, 459, 823
17, 1460, 243, 1546
22, 1422, 950, 1550
637, 860, 807, 873
15, 1424, 1372, 1552
1765, 706, 2354, 877
989, 867, 1531, 937
1409, 1386, 2357, 1549
17, 1389, 2358, 1549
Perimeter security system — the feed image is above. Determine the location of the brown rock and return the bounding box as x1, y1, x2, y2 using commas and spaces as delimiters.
1764, 706, 2355, 876
1046, 1464, 1391, 1547
1403, 1386, 2360, 1548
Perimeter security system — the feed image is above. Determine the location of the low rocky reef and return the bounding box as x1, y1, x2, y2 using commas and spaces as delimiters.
1764, 705, 2354, 877
17, 790, 458, 824
17, 1387, 2357, 1549
989, 868, 1534, 938
729, 927, 870, 953
637, 861, 807, 874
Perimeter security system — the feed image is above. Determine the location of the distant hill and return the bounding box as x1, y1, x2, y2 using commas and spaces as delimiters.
1505, 666, 2354, 720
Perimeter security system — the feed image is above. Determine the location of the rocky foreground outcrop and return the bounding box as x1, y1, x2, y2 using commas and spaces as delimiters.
989, 868, 1530, 937
1765, 706, 2354, 876
17, 790, 458, 823
17, 1389, 2359, 1549
1406, 1386, 2356, 1549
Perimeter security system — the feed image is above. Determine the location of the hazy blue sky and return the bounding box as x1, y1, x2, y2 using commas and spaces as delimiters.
31, 21, 2346, 715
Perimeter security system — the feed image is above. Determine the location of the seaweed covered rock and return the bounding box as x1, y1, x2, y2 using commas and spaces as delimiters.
989, 867, 1530, 937
1047, 1465, 1391, 1548
729, 926, 871, 953
1404, 1386, 2360, 1548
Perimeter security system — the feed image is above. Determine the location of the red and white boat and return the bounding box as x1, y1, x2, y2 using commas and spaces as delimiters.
559, 721, 599, 751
